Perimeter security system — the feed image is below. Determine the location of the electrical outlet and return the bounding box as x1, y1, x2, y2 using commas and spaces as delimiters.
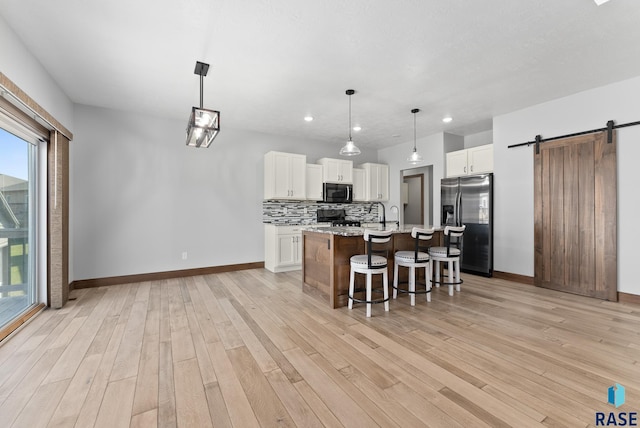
181, 251, 188, 260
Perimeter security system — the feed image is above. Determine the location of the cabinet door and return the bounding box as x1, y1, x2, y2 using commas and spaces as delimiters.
306, 164, 323, 200
365, 164, 377, 201
294, 234, 302, 263
318, 158, 352, 183
366, 164, 388, 200
446, 150, 468, 177
289, 154, 307, 199
320, 158, 340, 182
352, 168, 366, 201
377, 164, 389, 200
265, 151, 307, 199
468, 144, 493, 174
272, 153, 292, 198
277, 235, 297, 266
338, 160, 353, 183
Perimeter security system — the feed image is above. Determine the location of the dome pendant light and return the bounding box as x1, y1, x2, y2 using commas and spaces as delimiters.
339, 89, 361, 156
407, 108, 423, 164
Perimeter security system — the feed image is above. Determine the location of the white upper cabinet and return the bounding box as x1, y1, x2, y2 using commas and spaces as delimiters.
359, 163, 389, 201
306, 164, 323, 201
446, 150, 469, 177
264, 151, 307, 199
446, 144, 493, 177
317, 158, 353, 183
468, 144, 493, 174
352, 168, 366, 201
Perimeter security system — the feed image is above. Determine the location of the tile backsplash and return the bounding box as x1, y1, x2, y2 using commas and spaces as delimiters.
263, 201, 379, 225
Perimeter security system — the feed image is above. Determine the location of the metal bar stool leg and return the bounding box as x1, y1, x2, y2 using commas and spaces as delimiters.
382, 270, 390, 312
448, 260, 454, 296
426, 260, 432, 303
409, 267, 416, 306
366, 273, 372, 318
393, 261, 399, 300
348, 268, 355, 310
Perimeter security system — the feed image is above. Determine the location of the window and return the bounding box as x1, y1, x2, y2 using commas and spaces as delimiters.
0, 120, 40, 329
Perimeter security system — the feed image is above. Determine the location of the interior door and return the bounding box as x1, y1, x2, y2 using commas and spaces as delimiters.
534, 131, 617, 300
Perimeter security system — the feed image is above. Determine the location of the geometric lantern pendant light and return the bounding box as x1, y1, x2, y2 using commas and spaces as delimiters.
407, 108, 423, 164
186, 61, 220, 148
339, 89, 361, 156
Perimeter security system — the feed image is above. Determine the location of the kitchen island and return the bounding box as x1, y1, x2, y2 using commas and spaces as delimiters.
302, 225, 443, 308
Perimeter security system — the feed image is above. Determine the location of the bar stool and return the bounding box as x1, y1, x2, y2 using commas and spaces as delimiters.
348, 229, 393, 317
393, 227, 434, 306
429, 225, 465, 296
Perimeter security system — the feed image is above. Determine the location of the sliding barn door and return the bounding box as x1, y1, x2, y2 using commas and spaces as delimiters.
534, 131, 617, 300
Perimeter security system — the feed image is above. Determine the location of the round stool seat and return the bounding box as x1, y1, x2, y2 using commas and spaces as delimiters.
394, 251, 429, 263
428, 247, 460, 257
350, 254, 387, 267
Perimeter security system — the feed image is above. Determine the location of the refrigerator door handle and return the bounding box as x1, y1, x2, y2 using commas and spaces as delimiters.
457, 191, 460, 226
457, 191, 462, 226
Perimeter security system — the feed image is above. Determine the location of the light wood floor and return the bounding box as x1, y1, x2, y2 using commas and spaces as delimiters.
0, 270, 639, 428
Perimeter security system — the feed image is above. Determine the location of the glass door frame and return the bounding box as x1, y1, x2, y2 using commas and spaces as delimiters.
0, 108, 47, 332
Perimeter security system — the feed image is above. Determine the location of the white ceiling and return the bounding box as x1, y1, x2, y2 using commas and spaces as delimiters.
1, 0, 640, 151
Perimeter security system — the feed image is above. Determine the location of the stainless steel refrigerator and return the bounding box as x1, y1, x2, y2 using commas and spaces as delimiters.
441, 173, 493, 277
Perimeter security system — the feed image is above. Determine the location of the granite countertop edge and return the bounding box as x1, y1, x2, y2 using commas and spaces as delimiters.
302, 224, 444, 237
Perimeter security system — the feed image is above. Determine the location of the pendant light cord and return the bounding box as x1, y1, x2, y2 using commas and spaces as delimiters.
200, 74, 204, 109
348, 93, 352, 141
411, 108, 420, 151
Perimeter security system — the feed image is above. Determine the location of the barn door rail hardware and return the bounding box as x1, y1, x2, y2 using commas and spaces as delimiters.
507, 119, 640, 154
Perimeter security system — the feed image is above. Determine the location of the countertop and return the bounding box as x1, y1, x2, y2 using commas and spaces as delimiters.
302, 224, 443, 237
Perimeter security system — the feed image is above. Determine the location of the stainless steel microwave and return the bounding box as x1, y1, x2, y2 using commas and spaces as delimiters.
322, 183, 352, 203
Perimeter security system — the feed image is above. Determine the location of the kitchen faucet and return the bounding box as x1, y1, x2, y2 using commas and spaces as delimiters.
368, 202, 386, 227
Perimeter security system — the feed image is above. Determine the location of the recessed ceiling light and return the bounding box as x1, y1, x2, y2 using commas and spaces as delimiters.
594, 0, 611, 5
353, 125, 362, 132
442, 116, 453, 123
304, 116, 314, 122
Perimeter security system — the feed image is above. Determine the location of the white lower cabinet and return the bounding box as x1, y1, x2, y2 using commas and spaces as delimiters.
265, 224, 303, 272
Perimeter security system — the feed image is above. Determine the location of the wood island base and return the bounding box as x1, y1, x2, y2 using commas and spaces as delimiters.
302, 228, 442, 309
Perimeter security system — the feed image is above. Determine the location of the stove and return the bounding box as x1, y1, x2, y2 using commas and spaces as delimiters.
317, 209, 361, 227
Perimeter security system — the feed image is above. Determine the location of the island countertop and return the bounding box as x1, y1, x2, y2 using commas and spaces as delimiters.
302, 224, 444, 237
302, 225, 444, 308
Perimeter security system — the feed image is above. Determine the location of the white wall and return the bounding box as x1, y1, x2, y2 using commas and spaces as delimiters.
379, 133, 444, 227
494, 75, 640, 295
0, 16, 74, 131
464, 130, 493, 148
1, 16, 74, 305
70, 104, 377, 281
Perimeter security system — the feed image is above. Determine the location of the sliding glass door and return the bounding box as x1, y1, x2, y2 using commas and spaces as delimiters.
0, 125, 37, 329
